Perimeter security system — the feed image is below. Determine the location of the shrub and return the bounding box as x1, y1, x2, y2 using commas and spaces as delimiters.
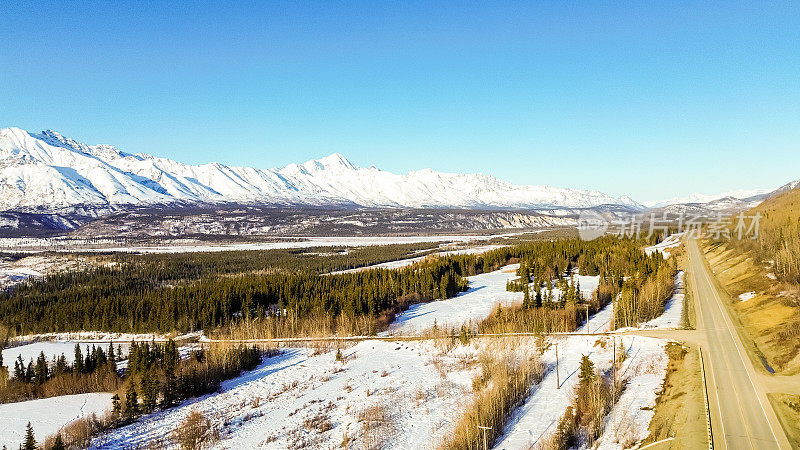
172, 410, 215, 450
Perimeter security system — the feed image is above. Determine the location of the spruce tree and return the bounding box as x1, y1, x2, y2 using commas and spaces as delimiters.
112, 393, 121, 417
51, 433, 65, 450
578, 354, 595, 388
55, 354, 67, 377
125, 381, 139, 417
141, 370, 157, 413
23, 422, 35, 450
108, 341, 117, 372
522, 284, 531, 309
73, 344, 83, 375
35, 351, 48, 384
25, 360, 34, 383
13, 355, 24, 381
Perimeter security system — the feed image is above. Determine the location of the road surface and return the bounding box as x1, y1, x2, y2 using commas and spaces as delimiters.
688, 239, 790, 449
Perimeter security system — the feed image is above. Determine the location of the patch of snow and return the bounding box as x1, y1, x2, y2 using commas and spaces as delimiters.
92, 340, 484, 449
0, 393, 112, 448
766, 273, 777, 280
328, 244, 507, 275
640, 271, 684, 329
739, 291, 756, 302
550, 274, 601, 303
495, 336, 666, 449
594, 340, 669, 449
577, 298, 613, 334
386, 264, 524, 334
644, 233, 683, 259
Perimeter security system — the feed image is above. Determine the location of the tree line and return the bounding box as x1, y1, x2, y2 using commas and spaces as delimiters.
0, 235, 672, 337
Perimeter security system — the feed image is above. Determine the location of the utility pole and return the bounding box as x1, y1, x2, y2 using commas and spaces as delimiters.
477, 425, 492, 450
585, 304, 590, 334
612, 337, 616, 403
555, 341, 560, 389
611, 295, 615, 331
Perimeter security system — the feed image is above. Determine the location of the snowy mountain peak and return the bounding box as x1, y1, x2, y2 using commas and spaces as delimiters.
0, 127, 646, 213
301, 153, 357, 172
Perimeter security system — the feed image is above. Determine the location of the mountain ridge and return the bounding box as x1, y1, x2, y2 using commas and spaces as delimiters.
0, 127, 644, 213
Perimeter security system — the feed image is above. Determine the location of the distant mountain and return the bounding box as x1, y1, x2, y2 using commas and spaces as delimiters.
643, 188, 773, 208
646, 179, 800, 217
0, 127, 644, 213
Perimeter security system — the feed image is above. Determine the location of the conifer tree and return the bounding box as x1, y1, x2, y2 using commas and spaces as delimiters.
141, 370, 157, 413
51, 433, 65, 450
13, 355, 24, 381
35, 351, 48, 384
522, 284, 531, 309
125, 381, 139, 417
578, 355, 595, 389
25, 360, 34, 383
23, 422, 35, 450
55, 354, 67, 377
108, 341, 117, 372
112, 393, 121, 416
73, 344, 83, 375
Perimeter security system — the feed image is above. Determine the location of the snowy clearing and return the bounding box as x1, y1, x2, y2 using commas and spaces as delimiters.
386, 264, 524, 334
3, 333, 204, 377
92, 340, 488, 449
10, 330, 204, 345
495, 335, 667, 449
550, 273, 601, 303
640, 271, 685, 329
0, 393, 113, 448
386, 265, 602, 335
644, 233, 683, 259
328, 244, 506, 275
578, 298, 613, 334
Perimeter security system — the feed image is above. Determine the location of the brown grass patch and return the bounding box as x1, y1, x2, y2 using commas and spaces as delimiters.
439, 347, 544, 450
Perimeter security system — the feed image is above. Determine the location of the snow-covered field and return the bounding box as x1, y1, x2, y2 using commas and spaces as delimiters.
2, 342, 92, 368
10, 330, 204, 345
640, 271, 685, 329
0, 234, 521, 254
644, 233, 683, 259
0, 254, 89, 289
495, 335, 667, 449
0, 266, 41, 287
386, 264, 525, 334
0, 247, 677, 449
328, 244, 507, 275
386, 265, 602, 335
0, 393, 113, 448
4, 331, 205, 377
578, 299, 614, 334
92, 340, 483, 449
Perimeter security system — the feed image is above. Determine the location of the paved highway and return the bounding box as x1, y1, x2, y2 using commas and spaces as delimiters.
688, 239, 790, 449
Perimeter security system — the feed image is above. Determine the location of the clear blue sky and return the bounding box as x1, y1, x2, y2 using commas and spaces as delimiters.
2, 1, 799, 203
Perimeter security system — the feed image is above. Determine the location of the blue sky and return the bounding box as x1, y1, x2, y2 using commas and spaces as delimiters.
2, 1, 799, 203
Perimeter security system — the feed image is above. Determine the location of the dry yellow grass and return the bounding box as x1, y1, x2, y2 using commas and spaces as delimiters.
768, 393, 800, 448
641, 343, 708, 448
439, 345, 544, 450
703, 241, 800, 374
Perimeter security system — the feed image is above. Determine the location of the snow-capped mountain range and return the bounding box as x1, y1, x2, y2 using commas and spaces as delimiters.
642, 189, 773, 208
0, 127, 643, 212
